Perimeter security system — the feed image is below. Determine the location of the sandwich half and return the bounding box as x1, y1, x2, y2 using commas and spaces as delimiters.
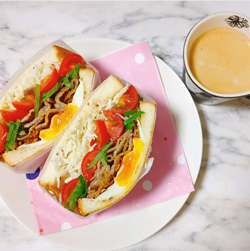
0, 45, 96, 167
39, 75, 156, 216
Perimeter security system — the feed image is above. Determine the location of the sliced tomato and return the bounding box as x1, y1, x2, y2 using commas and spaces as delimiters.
90, 120, 110, 149
61, 178, 79, 203
81, 149, 100, 181
12, 94, 35, 111
0, 109, 29, 122
40, 68, 59, 94
111, 85, 138, 115
0, 123, 8, 153
59, 54, 86, 77
103, 110, 124, 142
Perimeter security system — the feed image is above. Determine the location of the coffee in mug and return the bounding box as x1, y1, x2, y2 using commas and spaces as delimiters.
188, 27, 250, 95
183, 12, 250, 105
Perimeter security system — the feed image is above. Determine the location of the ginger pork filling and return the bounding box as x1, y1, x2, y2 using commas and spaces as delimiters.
87, 124, 139, 199
16, 78, 80, 146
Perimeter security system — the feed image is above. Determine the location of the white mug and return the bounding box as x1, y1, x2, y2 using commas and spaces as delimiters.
183, 12, 250, 105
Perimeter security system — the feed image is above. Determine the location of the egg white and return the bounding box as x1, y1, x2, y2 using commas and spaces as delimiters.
96, 181, 125, 201
93, 120, 146, 201
17, 138, 47, 149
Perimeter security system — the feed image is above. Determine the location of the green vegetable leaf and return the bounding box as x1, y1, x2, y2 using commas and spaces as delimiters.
18, 124, 24, 131
63, 77, 73, 89
101, 153, 108, 166
41, 63, 82, 102
64, 175, 88, 211
4, 120, 21, 152
124, 95, 141, 117
124, 110, 136, 117
62, 63, 82, 90
64, 191, 76, 211
78, 175, 87, 198
34, 84, 40, 118
125, 123, 134, 130
6, 122, 12, 128
86, 141, 113, 170
6, 123, 15, 141
41, 81, 62, 102
69, 193, 78, 211
124, 111, 145, 127
69, 63, 81, 79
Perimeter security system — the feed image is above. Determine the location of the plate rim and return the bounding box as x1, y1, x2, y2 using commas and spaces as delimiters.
0, 38, 203, 251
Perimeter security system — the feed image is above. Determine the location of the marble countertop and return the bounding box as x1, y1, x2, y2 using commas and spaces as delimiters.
1, 1, 250, 250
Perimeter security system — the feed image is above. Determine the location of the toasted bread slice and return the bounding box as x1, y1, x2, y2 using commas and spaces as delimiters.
38, 76, 156, 216
2, 68, 95, 167
77, 101, 156, 216
39, 75, 156, 216
1, 45, 95, 167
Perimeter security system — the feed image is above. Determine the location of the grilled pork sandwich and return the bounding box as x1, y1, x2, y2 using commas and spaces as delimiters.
39, 75, 156, 216
0, 45, 96, 168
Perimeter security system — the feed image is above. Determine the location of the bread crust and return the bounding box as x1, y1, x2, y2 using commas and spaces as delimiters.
52, 45, 74, 61
3, 138, 57, 167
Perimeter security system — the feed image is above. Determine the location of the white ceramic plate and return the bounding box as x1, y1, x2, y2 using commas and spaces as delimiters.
0, 39, 202, 251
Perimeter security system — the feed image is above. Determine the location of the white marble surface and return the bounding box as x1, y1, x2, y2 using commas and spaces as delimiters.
0, 1, 250, 250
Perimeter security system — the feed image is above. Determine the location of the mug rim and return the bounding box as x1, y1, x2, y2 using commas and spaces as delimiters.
183, 11, 250, 99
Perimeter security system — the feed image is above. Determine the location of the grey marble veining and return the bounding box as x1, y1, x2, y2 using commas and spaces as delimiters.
0, 1, 250, 251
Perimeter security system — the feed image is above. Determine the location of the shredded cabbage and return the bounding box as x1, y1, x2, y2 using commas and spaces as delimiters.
52, 85, 131, 181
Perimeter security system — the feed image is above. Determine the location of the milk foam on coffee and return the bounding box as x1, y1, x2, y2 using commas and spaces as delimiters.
188, 27, 250, 95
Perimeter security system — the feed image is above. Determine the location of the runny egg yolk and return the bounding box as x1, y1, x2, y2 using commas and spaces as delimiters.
115, 137, 144, 187
40, 104, 78, 141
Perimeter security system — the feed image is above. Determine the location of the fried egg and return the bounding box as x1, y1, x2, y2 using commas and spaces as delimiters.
40, 104, 78, 141
95, 137, 144, 201
39, 80, 85, 141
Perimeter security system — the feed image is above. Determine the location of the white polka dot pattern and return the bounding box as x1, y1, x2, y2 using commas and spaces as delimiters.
61, 222, 72, 231
177, 154, 186, 164
135, 53, 145, 64
142, 180, 153, 191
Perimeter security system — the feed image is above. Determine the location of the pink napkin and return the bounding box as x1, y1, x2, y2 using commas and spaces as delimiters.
17, 41, 194, 235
